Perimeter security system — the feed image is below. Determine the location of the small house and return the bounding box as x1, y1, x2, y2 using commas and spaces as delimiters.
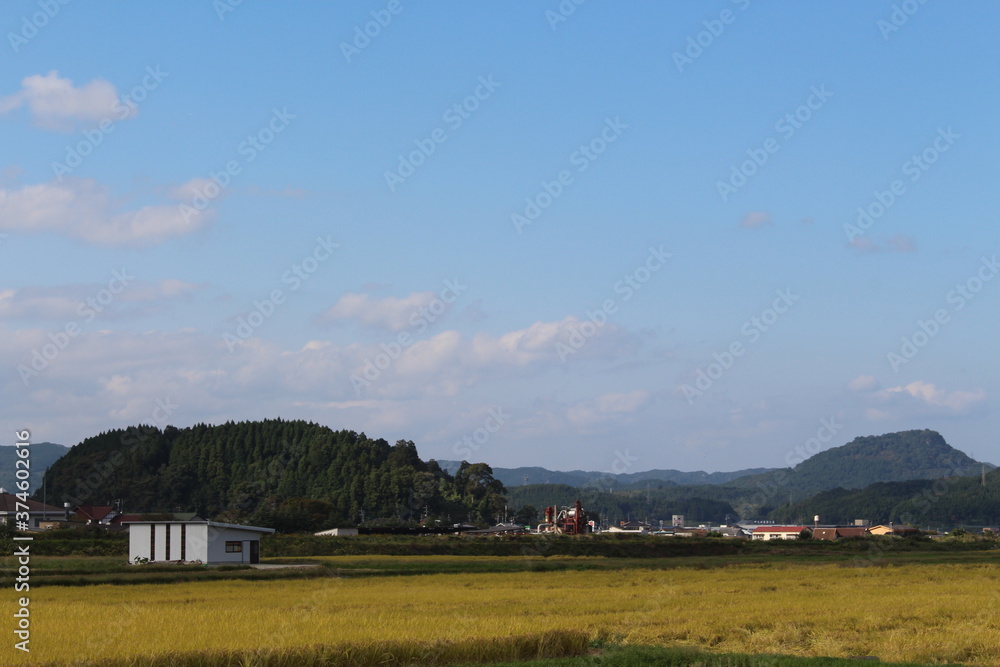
751, 525, 811, 541
124, 520, 274, 564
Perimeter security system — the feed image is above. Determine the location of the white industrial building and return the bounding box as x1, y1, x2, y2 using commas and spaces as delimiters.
314, 527, 359, 536
125, 520, 274, 565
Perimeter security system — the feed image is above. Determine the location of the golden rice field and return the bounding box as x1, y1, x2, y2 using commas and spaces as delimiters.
6, 557, 1000, 666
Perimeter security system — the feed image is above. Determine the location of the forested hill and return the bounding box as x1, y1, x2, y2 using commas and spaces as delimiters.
770, 466, 1000, 527
729, 430, 990, 501
37, 420, 506, 531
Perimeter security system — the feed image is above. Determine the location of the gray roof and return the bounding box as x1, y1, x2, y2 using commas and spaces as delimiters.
121, 519, 274, 533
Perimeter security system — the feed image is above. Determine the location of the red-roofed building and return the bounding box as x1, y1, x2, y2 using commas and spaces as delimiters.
73, 505, 119, 525
751, 526, 811, 541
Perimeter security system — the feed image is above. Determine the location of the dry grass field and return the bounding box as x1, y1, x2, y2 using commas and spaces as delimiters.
5, 558, 999, 666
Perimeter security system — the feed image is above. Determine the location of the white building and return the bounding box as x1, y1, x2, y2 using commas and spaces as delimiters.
314, 527, 359, 536
751, 525, 811, 541
125, 520, 274, 564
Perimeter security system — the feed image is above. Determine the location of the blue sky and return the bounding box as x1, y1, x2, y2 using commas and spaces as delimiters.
2, 1, 998, 473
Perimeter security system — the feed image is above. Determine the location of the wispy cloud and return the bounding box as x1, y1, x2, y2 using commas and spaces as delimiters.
0, 71, 134, 131
848, 234, 918, 254
0, 178, 212, 246
871, 380, 985, 417
321, 292, 440, 331
847, 374, 879, 392
0, 280, 203, 320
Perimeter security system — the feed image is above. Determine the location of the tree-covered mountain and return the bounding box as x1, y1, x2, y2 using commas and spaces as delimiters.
0, 442, 69, 494
36, 420, 506, 531
437, 460, 774, 490
728, 430, 990, 504
770, 466, 1000, 528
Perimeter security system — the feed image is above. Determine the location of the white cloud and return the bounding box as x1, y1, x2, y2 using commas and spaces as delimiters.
339, 316, 636, 399
0, 280, 202, 321
875, 380, 985, 416
2, 313, 644, 442
0, 178, 212, 246
0, 71, 133, 131
0, 288, 81, 320
847, 375, 879, 392
322, 291, 438, 331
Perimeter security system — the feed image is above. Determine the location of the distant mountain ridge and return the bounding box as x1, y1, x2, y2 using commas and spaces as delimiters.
436, 461, 774, 490
467, 430, 996, 527
0, 442, 69, 494
730, 430, 992, 502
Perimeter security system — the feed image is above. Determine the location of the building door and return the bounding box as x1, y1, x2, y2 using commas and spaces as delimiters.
249, 540, 259, 564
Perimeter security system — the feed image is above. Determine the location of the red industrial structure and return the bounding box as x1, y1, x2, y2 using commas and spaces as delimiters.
538, 499, 587, 534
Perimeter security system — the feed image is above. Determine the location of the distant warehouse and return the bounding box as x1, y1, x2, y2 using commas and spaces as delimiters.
124, 520, 274, 565
314, 527, 359, 537
751, 526, 812, 541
